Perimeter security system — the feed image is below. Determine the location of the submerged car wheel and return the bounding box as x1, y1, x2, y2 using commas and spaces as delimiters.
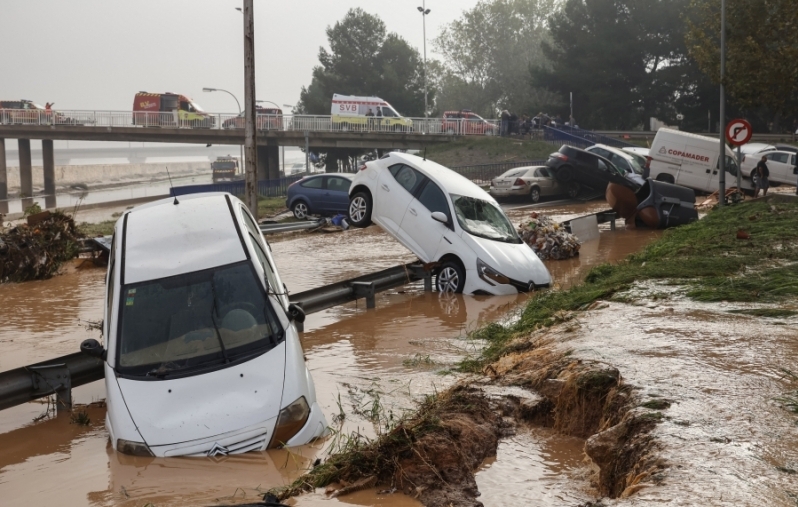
436, 261, 465, 294
530, 187, 541, 203
566, 182, 581, 199
348, 192, 372, 227
292, 201, 309, 220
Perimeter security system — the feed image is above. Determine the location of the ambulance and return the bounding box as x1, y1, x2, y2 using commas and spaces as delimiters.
330, 94, 412, 131
648, 128, 752, 193
133, 92, 215, 128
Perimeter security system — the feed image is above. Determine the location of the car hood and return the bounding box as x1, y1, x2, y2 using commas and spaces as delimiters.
116, 345, 286, 447
462, 233, 552, 286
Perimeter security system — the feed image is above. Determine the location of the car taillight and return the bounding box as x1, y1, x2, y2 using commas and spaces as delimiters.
514, 178, 526, 186
552, 153, 569, 161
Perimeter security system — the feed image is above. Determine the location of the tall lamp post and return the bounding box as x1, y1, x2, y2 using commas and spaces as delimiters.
203, 87, 244, 174
417, 2, 431, 118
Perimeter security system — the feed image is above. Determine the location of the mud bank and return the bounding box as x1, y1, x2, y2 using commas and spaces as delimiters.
4, 161, 210, 194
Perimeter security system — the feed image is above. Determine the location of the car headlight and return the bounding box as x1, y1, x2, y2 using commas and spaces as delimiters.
117, 438, 154, 457
268, 396, 310, 448
476, 259, 510, 286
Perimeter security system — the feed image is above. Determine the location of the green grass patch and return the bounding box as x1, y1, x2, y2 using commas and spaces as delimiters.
77, 220, 116, 237
461, 200, 798, 370
424, 137, 556, 167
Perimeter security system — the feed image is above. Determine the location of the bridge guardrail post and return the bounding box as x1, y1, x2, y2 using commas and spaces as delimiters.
29, 363, 72, 412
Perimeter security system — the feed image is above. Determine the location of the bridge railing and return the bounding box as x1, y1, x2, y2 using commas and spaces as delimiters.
0, 109, 502, 137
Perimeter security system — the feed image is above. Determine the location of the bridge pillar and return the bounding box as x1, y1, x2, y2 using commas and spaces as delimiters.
18, 139, 33, 199
256, 145, 280, 182
42, 140, 55, 197
0, 138, 7, 201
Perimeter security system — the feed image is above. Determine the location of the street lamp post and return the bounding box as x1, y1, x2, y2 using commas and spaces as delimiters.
417, 2, 431, 119
203, 87, 244, 176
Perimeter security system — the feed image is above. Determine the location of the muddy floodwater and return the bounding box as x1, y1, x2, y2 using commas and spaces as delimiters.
0, 203, 667, 506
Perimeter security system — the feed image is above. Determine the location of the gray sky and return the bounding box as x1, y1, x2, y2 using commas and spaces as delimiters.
1, 0, 480, 113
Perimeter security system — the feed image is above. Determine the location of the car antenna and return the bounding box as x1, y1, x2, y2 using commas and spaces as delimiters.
166, 166, 179, 205
423, 146, 427, 161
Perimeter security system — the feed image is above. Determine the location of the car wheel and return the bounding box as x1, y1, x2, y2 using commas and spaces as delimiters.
530, 187, 541, 203
436, 261, 465, 294
292, 201, 309, 220
556, 165, 574, 183
348, 192, 372, 227
566, 182, 581, 199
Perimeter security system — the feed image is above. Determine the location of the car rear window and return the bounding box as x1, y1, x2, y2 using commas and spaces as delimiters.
300, 177, 323, 189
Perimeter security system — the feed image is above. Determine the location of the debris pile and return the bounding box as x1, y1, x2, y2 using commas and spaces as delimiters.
0, 211, 83, 283
518, 213, 580, 260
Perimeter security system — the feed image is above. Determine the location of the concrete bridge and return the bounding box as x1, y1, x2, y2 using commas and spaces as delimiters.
0, 110, 476, 205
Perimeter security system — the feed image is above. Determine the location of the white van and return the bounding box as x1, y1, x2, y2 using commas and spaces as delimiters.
331, 94, 412, 131
648, 128, 752, 193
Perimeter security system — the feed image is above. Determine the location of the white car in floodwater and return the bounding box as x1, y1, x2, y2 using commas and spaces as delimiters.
80, 193, 327, 457
347, 152, 552, 295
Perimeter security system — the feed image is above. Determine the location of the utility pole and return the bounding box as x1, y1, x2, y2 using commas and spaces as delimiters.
417, 2, 431, 118
718, 0, 726, 207
243, 0, 258, 217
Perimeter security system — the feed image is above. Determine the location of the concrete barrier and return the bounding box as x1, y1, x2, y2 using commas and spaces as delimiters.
4, 161, 212, 192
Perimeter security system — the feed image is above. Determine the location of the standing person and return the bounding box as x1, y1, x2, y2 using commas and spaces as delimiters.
755, 155, 770, 197
500, 110, 510, 137
643, 156, 652, 180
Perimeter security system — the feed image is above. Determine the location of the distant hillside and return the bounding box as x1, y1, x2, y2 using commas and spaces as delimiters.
424, 137, 557, 167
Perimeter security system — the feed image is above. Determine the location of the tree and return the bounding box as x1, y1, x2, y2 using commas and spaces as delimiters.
685, 0, 798, 131
297, 9, 428, 172
533, 0, 695, 130
433, 0, 558, 117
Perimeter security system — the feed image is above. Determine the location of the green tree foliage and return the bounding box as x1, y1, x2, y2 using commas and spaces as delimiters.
298, 8, 427, 117
432, 0, 558, 117
686, 0, 798, 130
534, 0, 693, 130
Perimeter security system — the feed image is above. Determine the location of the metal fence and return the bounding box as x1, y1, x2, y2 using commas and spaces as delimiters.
0, 109, 501, 137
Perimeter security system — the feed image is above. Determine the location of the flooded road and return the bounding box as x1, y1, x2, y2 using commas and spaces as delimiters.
0, 203, 667, 506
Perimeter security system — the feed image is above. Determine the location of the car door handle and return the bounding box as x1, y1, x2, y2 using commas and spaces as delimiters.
706, 169, 711, 173
713, 170, 718, 175
408, 207, 417, 216
381, 184, 390, 192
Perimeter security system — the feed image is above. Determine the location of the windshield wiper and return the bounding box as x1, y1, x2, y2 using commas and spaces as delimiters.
210, 278, 230, 364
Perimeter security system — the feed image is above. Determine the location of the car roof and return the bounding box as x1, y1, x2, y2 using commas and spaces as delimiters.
303, 173, 354, 180
499, 166, 547, 177
385, 152, 497, 202
589, 144, 634, 160
122, 193, 247, 284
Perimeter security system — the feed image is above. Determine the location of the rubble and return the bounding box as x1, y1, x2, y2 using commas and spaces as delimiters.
0, 211, 83, 283
518, 213, 581, 260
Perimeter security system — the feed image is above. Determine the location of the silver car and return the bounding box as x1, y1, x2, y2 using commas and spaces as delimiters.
489, 166, 577, 202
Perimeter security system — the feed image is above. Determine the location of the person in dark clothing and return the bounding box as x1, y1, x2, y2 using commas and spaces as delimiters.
755, 155, 770, 197
509, 112, 518, 135
643, 156, 652, 180
500, 110, 510, 136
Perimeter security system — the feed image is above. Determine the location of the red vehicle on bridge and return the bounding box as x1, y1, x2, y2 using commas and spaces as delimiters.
221, 106, 283, 130
441, 110, 497, 135
132, 92, 215, 128
0, 100, 59, 125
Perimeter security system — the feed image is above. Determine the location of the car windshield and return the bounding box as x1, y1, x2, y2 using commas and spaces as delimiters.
189, 101, 205, 113
625, 155, 646, 175
117, 261, 283, 377
451, 195, 521, 243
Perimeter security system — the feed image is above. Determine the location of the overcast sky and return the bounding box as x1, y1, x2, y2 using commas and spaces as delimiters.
1, 0, 480, 113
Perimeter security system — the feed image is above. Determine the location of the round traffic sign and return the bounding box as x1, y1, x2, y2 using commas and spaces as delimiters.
726, 118, 752, 146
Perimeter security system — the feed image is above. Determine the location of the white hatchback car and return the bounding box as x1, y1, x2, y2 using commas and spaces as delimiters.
80, 193, 327, 457
347, 153, 552, 294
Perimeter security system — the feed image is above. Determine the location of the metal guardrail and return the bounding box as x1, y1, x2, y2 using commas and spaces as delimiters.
0, 109, 500, 137
0, 262, 431, 413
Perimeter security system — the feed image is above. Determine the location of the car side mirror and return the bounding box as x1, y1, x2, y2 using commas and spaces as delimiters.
431, 211, 449, 224
287, 303, 306, 323
80, 338, 106, 360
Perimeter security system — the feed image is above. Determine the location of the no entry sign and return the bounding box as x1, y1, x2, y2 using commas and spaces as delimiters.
726, 119, 753, 146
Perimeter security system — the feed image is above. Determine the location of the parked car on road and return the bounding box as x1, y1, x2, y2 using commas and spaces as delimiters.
585, 144, 646, 186
441, 110, 497, 136
347, 153, 552, 295
286, 173, 354, 219
489, 166, 578, 202
740, 149, 798, 186
545, 145, 637, 194
222, 106, 283, 130
80, 192, 327, 457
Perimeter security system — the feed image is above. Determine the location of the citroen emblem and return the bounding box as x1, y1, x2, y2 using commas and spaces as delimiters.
207, 443, 230, 457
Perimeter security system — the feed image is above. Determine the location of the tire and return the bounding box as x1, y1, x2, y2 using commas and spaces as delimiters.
292, 201, 309, 220
436, 261, 466, 294
556, 165, 574, 183
530, 187, 541, 203
655, 173, 675, 184
566, 182, 581, 199
348, 192, 372, 227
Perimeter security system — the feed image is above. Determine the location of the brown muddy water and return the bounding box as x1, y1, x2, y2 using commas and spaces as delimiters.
0, 204, 663, 506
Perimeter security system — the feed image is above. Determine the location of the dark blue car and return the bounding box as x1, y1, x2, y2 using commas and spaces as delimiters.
286, 173, 354, 219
